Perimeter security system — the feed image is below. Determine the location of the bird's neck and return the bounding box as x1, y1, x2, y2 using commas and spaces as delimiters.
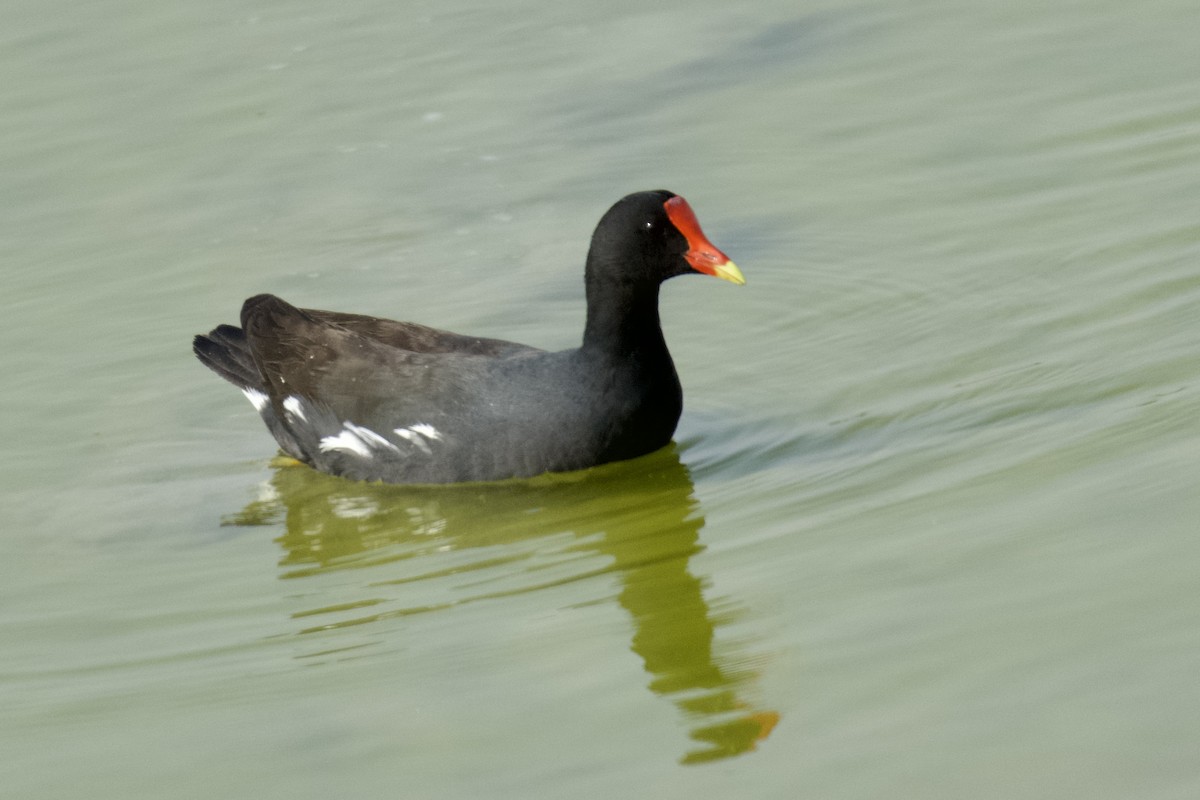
581, 270, 667, 358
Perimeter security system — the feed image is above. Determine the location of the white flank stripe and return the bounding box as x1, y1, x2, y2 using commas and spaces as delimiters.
241, 388, 269, 412
317, 422, 402, 459
318, 430, 372, 458
394, 427, 433, 455
282, 395, 307, 422
409, 423, 442, 441
345, 422, 400, 453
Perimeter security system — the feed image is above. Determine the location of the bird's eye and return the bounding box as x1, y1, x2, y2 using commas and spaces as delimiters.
644, 220, 654, 230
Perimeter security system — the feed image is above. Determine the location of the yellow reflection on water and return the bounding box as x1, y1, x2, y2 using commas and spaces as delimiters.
225, 446, 778, 764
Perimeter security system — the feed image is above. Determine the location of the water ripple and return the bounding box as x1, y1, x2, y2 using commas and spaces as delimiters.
223, 446, 780, 763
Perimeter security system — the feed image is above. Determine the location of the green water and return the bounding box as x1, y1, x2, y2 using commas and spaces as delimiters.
4, 1, 1199, 797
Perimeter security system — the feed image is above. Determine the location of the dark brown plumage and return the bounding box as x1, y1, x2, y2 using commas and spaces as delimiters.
193, 190, 743, 484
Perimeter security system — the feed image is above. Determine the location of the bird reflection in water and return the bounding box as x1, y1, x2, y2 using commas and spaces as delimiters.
226, 445, 778, 764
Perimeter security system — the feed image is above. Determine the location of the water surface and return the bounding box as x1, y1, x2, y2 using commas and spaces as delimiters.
3, 1, 1199, 798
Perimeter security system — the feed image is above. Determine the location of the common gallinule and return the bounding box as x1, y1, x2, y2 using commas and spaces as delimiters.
193, 190, 743, 484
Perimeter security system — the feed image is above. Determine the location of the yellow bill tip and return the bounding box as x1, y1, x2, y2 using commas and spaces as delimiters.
712, 259, 746, 285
